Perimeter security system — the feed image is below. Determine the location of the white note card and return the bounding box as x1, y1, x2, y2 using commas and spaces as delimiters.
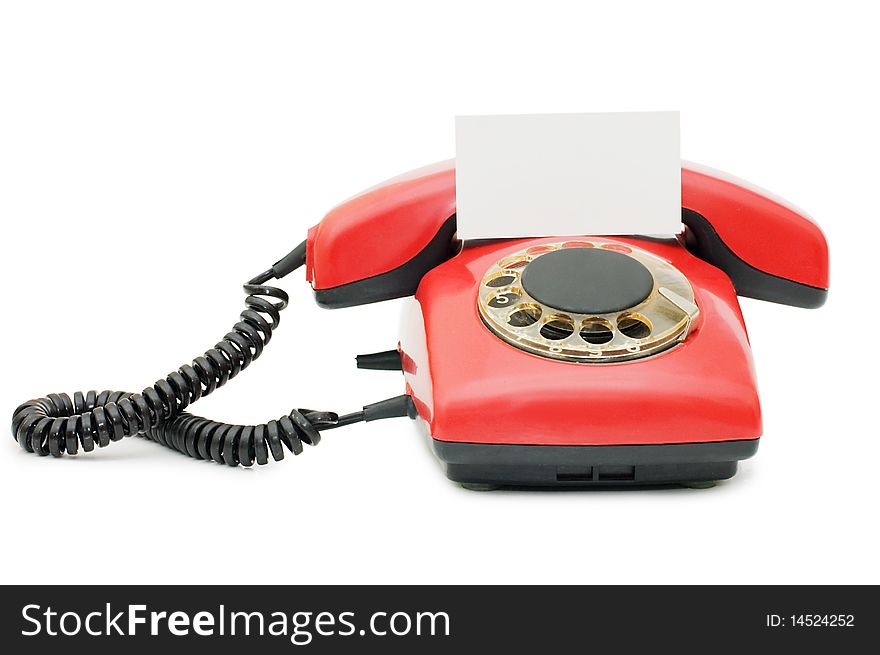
454, 112, 681, 240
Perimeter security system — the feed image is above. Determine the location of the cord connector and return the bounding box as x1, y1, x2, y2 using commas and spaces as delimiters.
356, 350, 403, 371
271, 240, 308, 279
363, 395, 417, 422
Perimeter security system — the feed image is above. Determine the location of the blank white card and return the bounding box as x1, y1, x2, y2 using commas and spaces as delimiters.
454, 112, 681, 240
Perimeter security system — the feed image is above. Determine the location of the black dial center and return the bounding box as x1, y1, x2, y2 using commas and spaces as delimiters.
520, 247, 654, 314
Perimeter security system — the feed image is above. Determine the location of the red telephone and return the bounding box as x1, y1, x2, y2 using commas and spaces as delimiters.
13, 159, 829, 489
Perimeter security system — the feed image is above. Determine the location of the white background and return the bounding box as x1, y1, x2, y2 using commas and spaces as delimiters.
1, 1, 877, 585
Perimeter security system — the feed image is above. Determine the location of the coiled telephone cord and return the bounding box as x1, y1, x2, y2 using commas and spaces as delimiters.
10, 242, 408, 467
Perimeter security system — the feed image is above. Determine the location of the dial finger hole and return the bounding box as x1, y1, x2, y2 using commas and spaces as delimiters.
540, 316, 574, 340
617, 313, 652, 339
579, 318, 614, 345
526, 245, 558, 255
488, 291, 520, 308
562, 241, 594, 248
507, 304, 542, 328
486, 272, 518, 288
601, 243, 632, 254
499, 256, 531, 269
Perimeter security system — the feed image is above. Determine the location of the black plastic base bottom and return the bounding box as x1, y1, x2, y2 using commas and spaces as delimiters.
445, 461, 737, 487
432, 439, 759, 488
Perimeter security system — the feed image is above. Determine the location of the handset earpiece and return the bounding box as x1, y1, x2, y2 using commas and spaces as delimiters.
307, 160, 459, 308
680, 163, 829, 308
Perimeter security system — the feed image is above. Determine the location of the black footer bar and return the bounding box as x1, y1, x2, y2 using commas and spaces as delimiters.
2, 585, 875, 652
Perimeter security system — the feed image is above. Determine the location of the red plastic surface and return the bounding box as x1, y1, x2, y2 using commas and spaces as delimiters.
681, 165, 828, 289
307, 160, 828, 291
307, 161, 455, 288
399, 236, 762, 446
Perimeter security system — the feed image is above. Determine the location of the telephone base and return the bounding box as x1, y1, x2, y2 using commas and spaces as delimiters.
433, 439, 758, 488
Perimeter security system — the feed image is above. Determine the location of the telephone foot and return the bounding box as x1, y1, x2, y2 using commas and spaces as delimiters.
460, 482, 501, 492
682, 480, 717, 489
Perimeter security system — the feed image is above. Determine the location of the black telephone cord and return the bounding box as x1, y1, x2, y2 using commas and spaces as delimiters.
10, 241, 412, 467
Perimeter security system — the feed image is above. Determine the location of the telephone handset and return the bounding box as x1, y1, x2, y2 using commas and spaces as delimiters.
12, 159, 829, 487
306, 159, 827, 308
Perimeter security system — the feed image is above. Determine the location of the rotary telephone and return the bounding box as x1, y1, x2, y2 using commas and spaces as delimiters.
12, 159, 829, 488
